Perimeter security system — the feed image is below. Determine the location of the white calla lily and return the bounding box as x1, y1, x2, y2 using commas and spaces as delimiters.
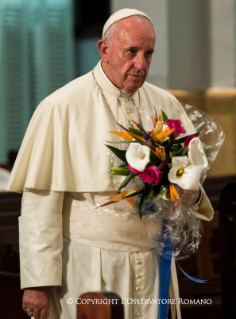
126, 143, 150, 172
168, 137, 208, 190
188, 137, 208, 169
168, 156, 202, 190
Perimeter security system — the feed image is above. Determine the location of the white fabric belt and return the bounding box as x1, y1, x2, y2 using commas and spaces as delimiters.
62, 194, 162, 252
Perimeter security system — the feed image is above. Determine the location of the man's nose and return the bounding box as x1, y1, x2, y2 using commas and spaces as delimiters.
134, 54, 146, 70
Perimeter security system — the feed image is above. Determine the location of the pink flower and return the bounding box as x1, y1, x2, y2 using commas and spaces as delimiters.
128, 165, 140, 174
167, 119, 186, 139
139, 165, 163, 185
183, 135, 196, 147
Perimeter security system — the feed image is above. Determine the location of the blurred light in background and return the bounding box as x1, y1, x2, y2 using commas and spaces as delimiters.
77, 37, 100, 76
0, 0, 30, 163
0, 0, 109, 164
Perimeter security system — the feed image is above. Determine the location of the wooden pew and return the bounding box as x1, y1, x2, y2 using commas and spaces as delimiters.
77, 292, 124, 319
0, 191, 21, 247
176, 176, 236, 319
0, 191, 21, 272
219, 182, 236, 319
0, 191, 25, 318
0, 271, 28, 319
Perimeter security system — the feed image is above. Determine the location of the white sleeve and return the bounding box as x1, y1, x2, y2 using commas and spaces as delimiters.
19, 189, 64, 289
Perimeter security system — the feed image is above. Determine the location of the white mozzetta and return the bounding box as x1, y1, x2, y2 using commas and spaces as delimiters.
7, 61, 196, 194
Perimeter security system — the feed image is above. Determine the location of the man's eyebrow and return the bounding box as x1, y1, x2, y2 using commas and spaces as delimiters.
146, 49, 155, 53
125, 46, 139, 51
124, 47, 155, 53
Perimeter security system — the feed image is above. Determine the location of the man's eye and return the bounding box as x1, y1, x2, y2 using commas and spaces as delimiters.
128, 49, 136, 54
146, 51, 154, 57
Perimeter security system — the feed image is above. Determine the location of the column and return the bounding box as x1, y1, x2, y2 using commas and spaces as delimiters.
111, 0, 211, 90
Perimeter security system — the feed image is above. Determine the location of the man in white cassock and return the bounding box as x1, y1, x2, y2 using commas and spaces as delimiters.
7, 8, 213, 319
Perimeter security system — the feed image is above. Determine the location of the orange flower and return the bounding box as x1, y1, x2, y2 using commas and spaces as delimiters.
128, 132, 146, 142
154, 127, 175, 141
151, 116, 156, 127
151, 112, 163, 137
169, 183, 181, 217
96, 188, 142, 209
109, 131, 133, 140
151, 122, 163, 139
126, 197, 136, 207
128, 113, 139, 129
169, 183, 180, 202
157, 113, 162, 123
109, 191, 129, 201
155, 146, 166, 161
109, 130, 146, 143
108, 188, 141, 202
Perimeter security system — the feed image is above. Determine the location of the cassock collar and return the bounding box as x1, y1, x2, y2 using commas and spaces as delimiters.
93, 61, 140, 105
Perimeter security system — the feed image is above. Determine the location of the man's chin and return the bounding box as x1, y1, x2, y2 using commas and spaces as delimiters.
124, 82, 144, 94
122, 78, 144, 94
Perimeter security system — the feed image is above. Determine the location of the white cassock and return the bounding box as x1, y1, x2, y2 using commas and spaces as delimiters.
7, 62, 214, 319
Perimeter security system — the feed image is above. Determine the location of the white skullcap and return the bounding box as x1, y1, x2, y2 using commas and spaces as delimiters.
102, 8, 152, 38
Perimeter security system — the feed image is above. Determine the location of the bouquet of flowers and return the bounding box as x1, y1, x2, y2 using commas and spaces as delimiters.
99, 107, 207, 219
96, 105, 224, 262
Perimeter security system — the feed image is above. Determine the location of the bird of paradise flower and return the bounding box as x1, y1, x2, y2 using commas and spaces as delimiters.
96, 107, 198, 219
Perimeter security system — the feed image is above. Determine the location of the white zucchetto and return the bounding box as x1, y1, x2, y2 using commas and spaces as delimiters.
102, 8, 152, 37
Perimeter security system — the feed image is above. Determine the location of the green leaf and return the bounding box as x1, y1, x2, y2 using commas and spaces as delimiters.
155, 185, 169, 200
176, 147, 184, 156
172, 132, 200, 144
161, 139, 170, 146
168, 163, 172, 169
110, 166, 130, 176
204, 146, 218, 157
118, 172, 136, 191
162, 110, 169, 122
105, 144, 127, 163
139, 184, 152, 219
169, 151, 177, 158
128, 128, 143, 136
153, 184, 161, 197
150, 150, 160, 165
125, 188, 144, 199
181, 147, 188, 156
173, 143, 182, 151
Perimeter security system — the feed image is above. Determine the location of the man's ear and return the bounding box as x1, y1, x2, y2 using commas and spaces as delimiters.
98, 39, 109, 63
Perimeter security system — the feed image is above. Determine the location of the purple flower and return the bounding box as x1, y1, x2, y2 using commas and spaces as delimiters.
139, 165, 163, 185
167, 119, 186, 139
128, 165, 140, 174
183, 135, 197, 147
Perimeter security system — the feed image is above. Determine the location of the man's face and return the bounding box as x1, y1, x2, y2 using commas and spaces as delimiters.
100, 17, 156, 94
